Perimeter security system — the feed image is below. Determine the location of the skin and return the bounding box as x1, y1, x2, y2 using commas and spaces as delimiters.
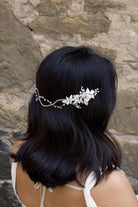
9, 140, 138, 207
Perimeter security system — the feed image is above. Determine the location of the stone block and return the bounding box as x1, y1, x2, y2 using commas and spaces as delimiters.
127, 176, 138, 195
84, 0, 126, 12
116, 89, 138, 110
0, 130, 9, 137
109, 89, 138, 135
110, 108, 138, 134
114, 135, 138, 193
0, 182, 21, 207
0, 2, 42, 90
131, 15, 138, 22
37, 0, 70, 16
121, 140, 138, 178
0, 139, 10, 152
92, 46, 117, 63
0, 1, 42, 131
9, 0, 39, 25
29, 0, 40, 7
0, 92, 28, 131
0, 152, 11, 180
115, 135, 138, 178
12, 131, 23, 139
0, 140, 11, 180
29, 14, 110, 39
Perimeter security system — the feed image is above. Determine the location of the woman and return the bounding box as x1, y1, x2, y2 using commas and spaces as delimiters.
9, 46, 138, 207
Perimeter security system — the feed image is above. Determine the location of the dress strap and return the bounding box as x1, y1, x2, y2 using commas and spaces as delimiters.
11, 160, 27, 207
65, 184, 84, 190
83, 172, 97, 207
11, 160, 18, 196
83, 168, 125, 207
116, 167, 125, 175
40, 186, 46, 207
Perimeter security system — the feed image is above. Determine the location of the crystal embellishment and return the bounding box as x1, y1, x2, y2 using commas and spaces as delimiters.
34, 85, 99, 109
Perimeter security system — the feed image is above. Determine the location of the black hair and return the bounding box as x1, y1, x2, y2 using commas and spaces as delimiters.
10, 46, 121, 188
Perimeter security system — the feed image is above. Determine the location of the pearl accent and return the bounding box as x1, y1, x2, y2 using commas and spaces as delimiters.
48, 187, 53, 192
34, 85, 99, 109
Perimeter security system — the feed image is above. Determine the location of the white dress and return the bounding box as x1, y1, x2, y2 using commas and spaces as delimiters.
11, 160, 98, 207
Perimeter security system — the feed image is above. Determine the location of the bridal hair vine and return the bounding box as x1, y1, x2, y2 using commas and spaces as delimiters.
34, 85, 99, 109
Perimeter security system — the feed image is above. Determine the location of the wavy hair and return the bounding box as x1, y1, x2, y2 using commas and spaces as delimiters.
10, 46, 121, 188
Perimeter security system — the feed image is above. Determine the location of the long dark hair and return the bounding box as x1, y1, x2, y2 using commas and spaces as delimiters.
10, 46, 121, 188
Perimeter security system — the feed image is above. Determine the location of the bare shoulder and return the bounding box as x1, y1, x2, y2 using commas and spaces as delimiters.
9, 138, 26, 165
91, 170, 138, 207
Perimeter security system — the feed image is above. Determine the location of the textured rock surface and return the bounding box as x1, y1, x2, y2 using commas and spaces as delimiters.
109, 89, 138, 134
91, 0, 138, 90
0, 1, 42, 131
0, 2, 42, 90
29, 14, 110, 39
0, 0, 138, 203
37, 0, 70, 16
0, 88, 28, 131
9, 0, 39, 25
0, 182, 21, 207
84, 0, 126, 12
115, 135, 138, 194
0, 139, 11, 179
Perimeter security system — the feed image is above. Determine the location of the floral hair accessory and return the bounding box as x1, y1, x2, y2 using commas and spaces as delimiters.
34, 86, 99, 109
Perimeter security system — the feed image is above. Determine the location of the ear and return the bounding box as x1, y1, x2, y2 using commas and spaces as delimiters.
9, 139, 25, 165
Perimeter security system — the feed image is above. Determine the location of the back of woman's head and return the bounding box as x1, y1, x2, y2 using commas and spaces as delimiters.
11, 46, 121, 188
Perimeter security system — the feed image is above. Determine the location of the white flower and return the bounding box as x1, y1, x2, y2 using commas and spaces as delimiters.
73, 94, 80, 104
84, 99, 89, 105
62, 97, 71, 105
69, 95, 74, 102
57, 87, 99, 108
86, 88, 90, 94
83, 95, 91, 105
35, 86, 99, 109
89, 89, 94, 96
81, 92, 86, 99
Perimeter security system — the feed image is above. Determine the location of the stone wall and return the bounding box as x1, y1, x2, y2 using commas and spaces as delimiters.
0, 0, 138, 206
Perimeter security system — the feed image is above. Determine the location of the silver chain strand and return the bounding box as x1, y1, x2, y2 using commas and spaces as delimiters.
34, 85, 99, 109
